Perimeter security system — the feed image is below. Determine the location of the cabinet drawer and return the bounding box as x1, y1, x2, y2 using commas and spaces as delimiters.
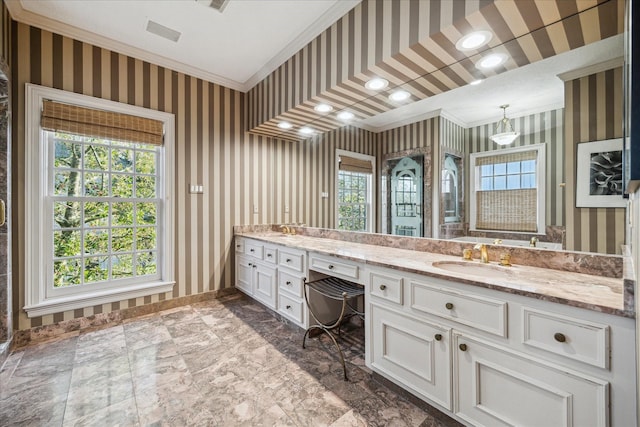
278, 248, 305, 273
409, 280, 507, 337
264, 246, 277, 264
278, 293, 304, 324
245, 240, 264, 260
278, 269, 305, 298
370, 270, 403, 305
522, 307, 610, 369
234, 237, 245, 254
309, 254, 359, 281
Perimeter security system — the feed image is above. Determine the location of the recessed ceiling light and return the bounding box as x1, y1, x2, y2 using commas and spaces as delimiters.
469, 79, 483, 86
455, 30, 493, 52
314, 103, 333, 113
277, 121, 293, 129
388, 90, 411, 102
337, 111, 355, 121
476, 53, 508, 70
299, 127, 314, 135
365, 77, 389, 91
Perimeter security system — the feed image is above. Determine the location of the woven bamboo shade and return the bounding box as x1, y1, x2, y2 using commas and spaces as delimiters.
41, 100, 164, 145
475, 150, 537, 166
476, 189, 537, 232
339, 155, 373, 174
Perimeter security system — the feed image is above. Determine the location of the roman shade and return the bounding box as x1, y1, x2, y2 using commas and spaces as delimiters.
41, 100, 164, 145
339, 155, 373, 174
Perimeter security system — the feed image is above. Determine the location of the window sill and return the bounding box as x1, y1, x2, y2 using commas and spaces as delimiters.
23, 280, 175, 318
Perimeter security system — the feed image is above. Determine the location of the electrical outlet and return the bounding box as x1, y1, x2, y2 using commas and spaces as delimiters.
321, 192, 329, 198
253, 205, 259, 214
285, 206, 289, 213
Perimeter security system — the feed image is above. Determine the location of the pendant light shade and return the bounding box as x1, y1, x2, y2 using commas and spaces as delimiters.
490, 105, 520, 146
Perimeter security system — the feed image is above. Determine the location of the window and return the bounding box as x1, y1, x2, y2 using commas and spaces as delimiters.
470, 144, 545, 233
25, 84, 175, 317
335, 150, 375, 232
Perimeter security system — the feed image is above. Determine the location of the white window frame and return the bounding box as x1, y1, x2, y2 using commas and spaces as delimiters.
469, 143, 546, 234
335, 149, 376, 233
24, 83, 175, 317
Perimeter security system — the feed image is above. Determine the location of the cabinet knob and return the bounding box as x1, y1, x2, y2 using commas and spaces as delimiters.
286, 305, 291, 309
248, 263, 253, 267
379, 284, 387, 291
554, 333, 567, 343
459, 343, 467, 352
328, 265, 334, 270
250, 248, 255, 252
434, 334, 442, 341
286, 281, 292, 285
445, 302, 454, 310
267, 254, 272, 258
286, 258, 292, 263
236, 244, 241, 248
253, 265, 257, 269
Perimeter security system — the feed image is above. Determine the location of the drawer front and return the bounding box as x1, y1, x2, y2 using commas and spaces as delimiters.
245, 240, 264, 260
264, 246, 278, 264
234, 237, 245, 254
278, 293, 304, 325
522, 307, 610, 369
409, 280, 507, 337
370, 270, 403, 305
278, 248, 305, 273
309, 254, 359, 281
278, 269, 305, 298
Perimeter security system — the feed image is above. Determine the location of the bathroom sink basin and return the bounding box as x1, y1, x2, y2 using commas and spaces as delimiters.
432, 261, 514, 279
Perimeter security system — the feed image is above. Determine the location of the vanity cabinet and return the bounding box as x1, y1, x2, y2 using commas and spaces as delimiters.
365, 264, 635, 427
277, 246, 307, 326
234, 237, 277, 309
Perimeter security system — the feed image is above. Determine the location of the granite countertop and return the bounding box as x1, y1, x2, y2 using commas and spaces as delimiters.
236, 231, 632, 318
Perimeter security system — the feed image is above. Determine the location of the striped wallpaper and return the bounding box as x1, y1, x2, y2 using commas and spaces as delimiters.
10, 20, 375, 330
247, 0, 623, 140
467, 108, 565, 230
564, 67, 625, 255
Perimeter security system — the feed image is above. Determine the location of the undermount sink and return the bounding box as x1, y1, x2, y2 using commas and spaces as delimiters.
432, 261, 515, 279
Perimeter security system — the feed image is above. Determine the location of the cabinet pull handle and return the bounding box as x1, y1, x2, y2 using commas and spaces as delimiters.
267, 254, 272, 257
459, 343, 467, 351
328, 264, 334, 269
250, 248, 255, 252
236, 244, 241, 248
253, 265, 257, 269
379, 284, 387, 291
554, 333, 566, 343
445, 302, 454, 310
434, 334, 442, 341
286, 258, 292, 262
286, 281, 292, 285
286, 305, 291, 309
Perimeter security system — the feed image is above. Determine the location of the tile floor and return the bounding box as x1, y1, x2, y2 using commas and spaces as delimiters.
1, 293, 459, 426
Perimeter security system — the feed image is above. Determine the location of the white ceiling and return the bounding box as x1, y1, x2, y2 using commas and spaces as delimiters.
10, 0, 624, 130
13, 0, 360, 91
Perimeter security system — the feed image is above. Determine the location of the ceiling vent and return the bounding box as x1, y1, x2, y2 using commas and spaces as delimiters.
195, 0, 230, 13
146, 20, 181, 43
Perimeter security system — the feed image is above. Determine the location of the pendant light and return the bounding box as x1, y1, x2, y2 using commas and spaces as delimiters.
490, 105, 520, 146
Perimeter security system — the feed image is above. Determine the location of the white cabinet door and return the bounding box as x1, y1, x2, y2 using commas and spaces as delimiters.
370, 303, 452, 410
235, 254, 253, 295
453, 333, 609, 427
252, 263, 277, 309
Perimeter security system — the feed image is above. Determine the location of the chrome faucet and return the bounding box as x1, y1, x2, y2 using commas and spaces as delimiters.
529, 236, 538, 247
474, 243, 489, 263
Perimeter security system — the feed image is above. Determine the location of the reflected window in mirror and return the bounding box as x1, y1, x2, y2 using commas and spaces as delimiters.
335, 150, 375, 232
470, 144, 546, 234
442, 153, 461, 223
390, 156, 423, 237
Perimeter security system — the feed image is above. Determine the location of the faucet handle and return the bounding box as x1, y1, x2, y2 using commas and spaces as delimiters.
493, 239, 502, 245
499, 253, 512, 267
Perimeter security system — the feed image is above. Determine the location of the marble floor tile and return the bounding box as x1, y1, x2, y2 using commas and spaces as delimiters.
2, 294, 458, 427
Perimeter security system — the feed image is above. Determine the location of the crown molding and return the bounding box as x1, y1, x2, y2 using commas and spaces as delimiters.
465, 101, 565, 129
557, 57, 624, 82
243, 0, 361, 91
7, 0, 360, 93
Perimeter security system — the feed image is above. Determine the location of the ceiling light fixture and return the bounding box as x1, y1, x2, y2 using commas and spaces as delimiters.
490, 105, 520, 146
299, 127, 314, 135
314, 103, 333, 113
337, 111, 355, 121
455, 30, 493, 52
365, 77, 389, 91
277, 121, 293, 129
388, 90, 411, 102
476, 53, 508, 70
469, 79, 483, 86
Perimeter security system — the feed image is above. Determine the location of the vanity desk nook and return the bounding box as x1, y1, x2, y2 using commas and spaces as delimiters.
234, 226, 635, 427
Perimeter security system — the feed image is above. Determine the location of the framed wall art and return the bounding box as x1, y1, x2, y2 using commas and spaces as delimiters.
576, 138, 626, 208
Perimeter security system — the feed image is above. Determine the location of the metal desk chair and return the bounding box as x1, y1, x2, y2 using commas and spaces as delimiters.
302, 276, 364, 381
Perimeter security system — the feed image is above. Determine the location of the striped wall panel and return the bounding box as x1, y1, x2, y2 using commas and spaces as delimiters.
440, 116, 465, 152
467, 109, 565, 229
11, 21, 375, 330
247, 0, 623, 139
564, 67, 625, 254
